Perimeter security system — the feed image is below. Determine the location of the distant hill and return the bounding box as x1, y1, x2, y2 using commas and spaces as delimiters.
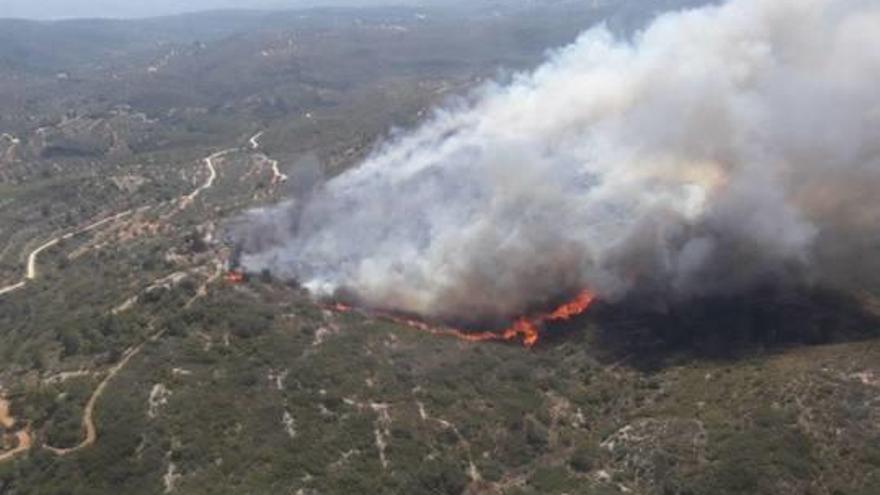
0, 0, 712, 75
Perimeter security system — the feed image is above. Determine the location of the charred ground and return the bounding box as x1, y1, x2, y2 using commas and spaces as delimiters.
586, 288, 880, 370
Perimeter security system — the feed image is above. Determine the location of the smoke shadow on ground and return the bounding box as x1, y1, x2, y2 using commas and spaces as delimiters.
551, 287, 880, 372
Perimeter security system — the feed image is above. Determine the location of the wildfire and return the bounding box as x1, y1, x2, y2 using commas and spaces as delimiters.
225, 270, 245, 284
548, 290, 596, 320
332, 302, 352, 312
327, 289, 595, 348
484, 289, 596, 347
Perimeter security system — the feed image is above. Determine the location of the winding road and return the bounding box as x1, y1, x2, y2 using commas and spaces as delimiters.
0, 144, 253, 461
44, 329, 165, 456
0, 281, 25, 297
0, 143, 236, 298
248, 131, 287, 184
0, 210, 136, 297
248, 131, 264, 150
0, 398, 32, 463
39, 148, 235, 456
179, 149, 235, 209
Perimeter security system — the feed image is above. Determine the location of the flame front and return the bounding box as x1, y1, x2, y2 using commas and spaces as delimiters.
327, 289, 595, 348
548, 290, 596, 320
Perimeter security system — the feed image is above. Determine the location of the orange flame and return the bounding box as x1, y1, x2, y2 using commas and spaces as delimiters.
326, 289, 595, 348
548, 290, 596, 320
225, 270, 245, 284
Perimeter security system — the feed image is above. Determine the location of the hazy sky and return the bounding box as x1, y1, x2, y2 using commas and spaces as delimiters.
1, 0, 433, 20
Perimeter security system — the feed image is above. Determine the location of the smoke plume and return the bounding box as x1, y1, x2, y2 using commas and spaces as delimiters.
234, 0, 880, 326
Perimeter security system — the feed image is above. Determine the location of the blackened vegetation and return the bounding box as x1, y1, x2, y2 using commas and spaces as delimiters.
587, 287, 880, 369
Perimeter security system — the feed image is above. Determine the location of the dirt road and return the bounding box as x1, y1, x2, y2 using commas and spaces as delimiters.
2, 144, 240, 459
1, 144, 236, 297
0, 431, 32, 463
248, 131, 287, 184
0, 210, 135, 297
0, 398, 15, 429
268, 158, 288, 185
0, 281, 26, 296
249, 131, 264, 150
44, 329, 165, 456
0, 398, 33, 463
179, 149, 235, 209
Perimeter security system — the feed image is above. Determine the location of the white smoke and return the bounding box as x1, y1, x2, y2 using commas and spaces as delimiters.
236, 0, 880, 325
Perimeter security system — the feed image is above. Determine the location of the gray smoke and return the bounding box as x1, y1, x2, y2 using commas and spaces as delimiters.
235, 0, 880, 324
